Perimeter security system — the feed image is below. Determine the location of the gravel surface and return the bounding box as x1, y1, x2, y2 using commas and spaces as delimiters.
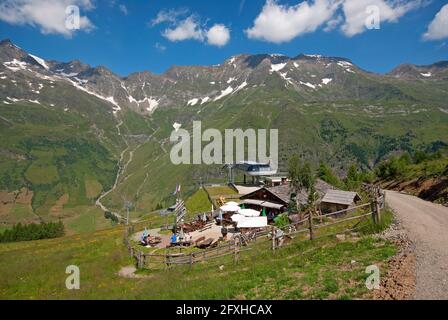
374, 219, 415, 300
385, 190, 448, 300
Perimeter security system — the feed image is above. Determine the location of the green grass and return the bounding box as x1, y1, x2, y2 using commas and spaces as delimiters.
65, 207, 113, 234
204, 185, 237, 197
0, 206, 396, 299
185, 188, 212, 218
0, 102, 119, 229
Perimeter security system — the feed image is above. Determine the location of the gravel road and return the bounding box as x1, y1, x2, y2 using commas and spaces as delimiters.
385, 190, 448, 299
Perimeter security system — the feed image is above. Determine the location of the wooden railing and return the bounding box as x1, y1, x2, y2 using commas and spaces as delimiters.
270, 195, 384, 250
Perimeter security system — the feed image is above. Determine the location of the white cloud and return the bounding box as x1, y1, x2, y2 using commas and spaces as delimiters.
246, 0, 422, 42
206, 24, 230, 47
162, 16, 205, 42
0, 0, 95, 37
423, 4, 448, 41
154, 42, 167, 51
324, 14, 343, 31
119, 4, 128, 16
245, 0, 340, 43
151, 8, 189, 26
154, 9, 230, 47
341, 0, 421, 37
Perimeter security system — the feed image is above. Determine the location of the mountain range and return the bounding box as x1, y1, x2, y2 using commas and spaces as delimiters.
0, 38, 447, 232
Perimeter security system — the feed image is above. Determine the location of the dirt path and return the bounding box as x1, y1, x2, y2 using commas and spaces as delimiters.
385, 190, 448, 299
95, 119, 132, 221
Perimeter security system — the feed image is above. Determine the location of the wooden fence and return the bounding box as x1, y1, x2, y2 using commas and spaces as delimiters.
140, 240, 253, 269
123, 229, 248, 270
123, 190, 386, 270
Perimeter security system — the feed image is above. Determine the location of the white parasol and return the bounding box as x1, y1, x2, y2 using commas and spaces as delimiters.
220, 203, 240, 212
238, 208, 261, 217
230, 214, 245, 222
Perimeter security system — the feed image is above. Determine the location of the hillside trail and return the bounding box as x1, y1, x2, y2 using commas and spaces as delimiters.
385, 190, 448, 299
96, 121, 164, 220
96, 120, 131, 220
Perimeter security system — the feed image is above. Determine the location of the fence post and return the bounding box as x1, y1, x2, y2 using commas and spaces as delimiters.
137, 251, 142, 269
189, 253, 193, 269
233, 238, 239, 264
308, 213, 314, 240
130, 246, 134, 258
370, 198, 378, 225
375, 192, 382, 224
166, 255, 171, 269
271, 226, 276, 252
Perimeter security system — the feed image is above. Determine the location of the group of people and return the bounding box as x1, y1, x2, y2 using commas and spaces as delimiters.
170, 231, 193, 245
140, 232, 155, 246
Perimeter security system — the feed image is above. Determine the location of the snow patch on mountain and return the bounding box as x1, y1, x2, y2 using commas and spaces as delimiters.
227, 57, 237, 68
280, 73, 294, 85
321, 78, 332, 85
138, 97, 159, 112
66, 78, 123, 114
74, 77, 88, 84
234, 81, 248, 93
187, 98, 199, 106
337, 61, 353, 67
299, 81, 316, 89
214, 86, 233, 101
128, 95, 138, 104
305, 54, 322, 58
201, 97, 210, 104
337, 61, 355, 74
270, 63, 287, 73
421, 72, 432, 77
3, 59, 27, 72
29, 54, 49, 70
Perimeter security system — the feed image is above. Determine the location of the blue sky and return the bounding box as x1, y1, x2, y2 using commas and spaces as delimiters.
0, 0, 447, 76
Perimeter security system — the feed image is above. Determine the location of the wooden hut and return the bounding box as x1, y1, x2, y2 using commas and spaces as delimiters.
319, 190, 361, 214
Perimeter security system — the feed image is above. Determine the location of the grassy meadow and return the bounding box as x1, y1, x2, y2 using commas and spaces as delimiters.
0, 208, 395, 300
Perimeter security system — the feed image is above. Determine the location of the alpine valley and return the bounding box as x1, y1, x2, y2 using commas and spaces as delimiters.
0, 38, 447, 233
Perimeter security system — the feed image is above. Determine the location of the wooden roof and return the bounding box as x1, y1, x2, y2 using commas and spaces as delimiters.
241, 179, 334, 205
321, 189, 361, 206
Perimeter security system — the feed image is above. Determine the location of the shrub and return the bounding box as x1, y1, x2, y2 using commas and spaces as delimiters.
274, 213, 290, 228
318, 162, 343, 188
0, 221, 65, 243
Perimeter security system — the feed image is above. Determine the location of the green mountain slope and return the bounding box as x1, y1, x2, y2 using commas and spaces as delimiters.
0, 39, 447, 230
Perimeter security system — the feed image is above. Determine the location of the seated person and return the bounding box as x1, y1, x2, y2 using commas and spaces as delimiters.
141, 233, 147, 245
146, 234, 154, 244
170, 232, 177, 244
221, 227, 228, 240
